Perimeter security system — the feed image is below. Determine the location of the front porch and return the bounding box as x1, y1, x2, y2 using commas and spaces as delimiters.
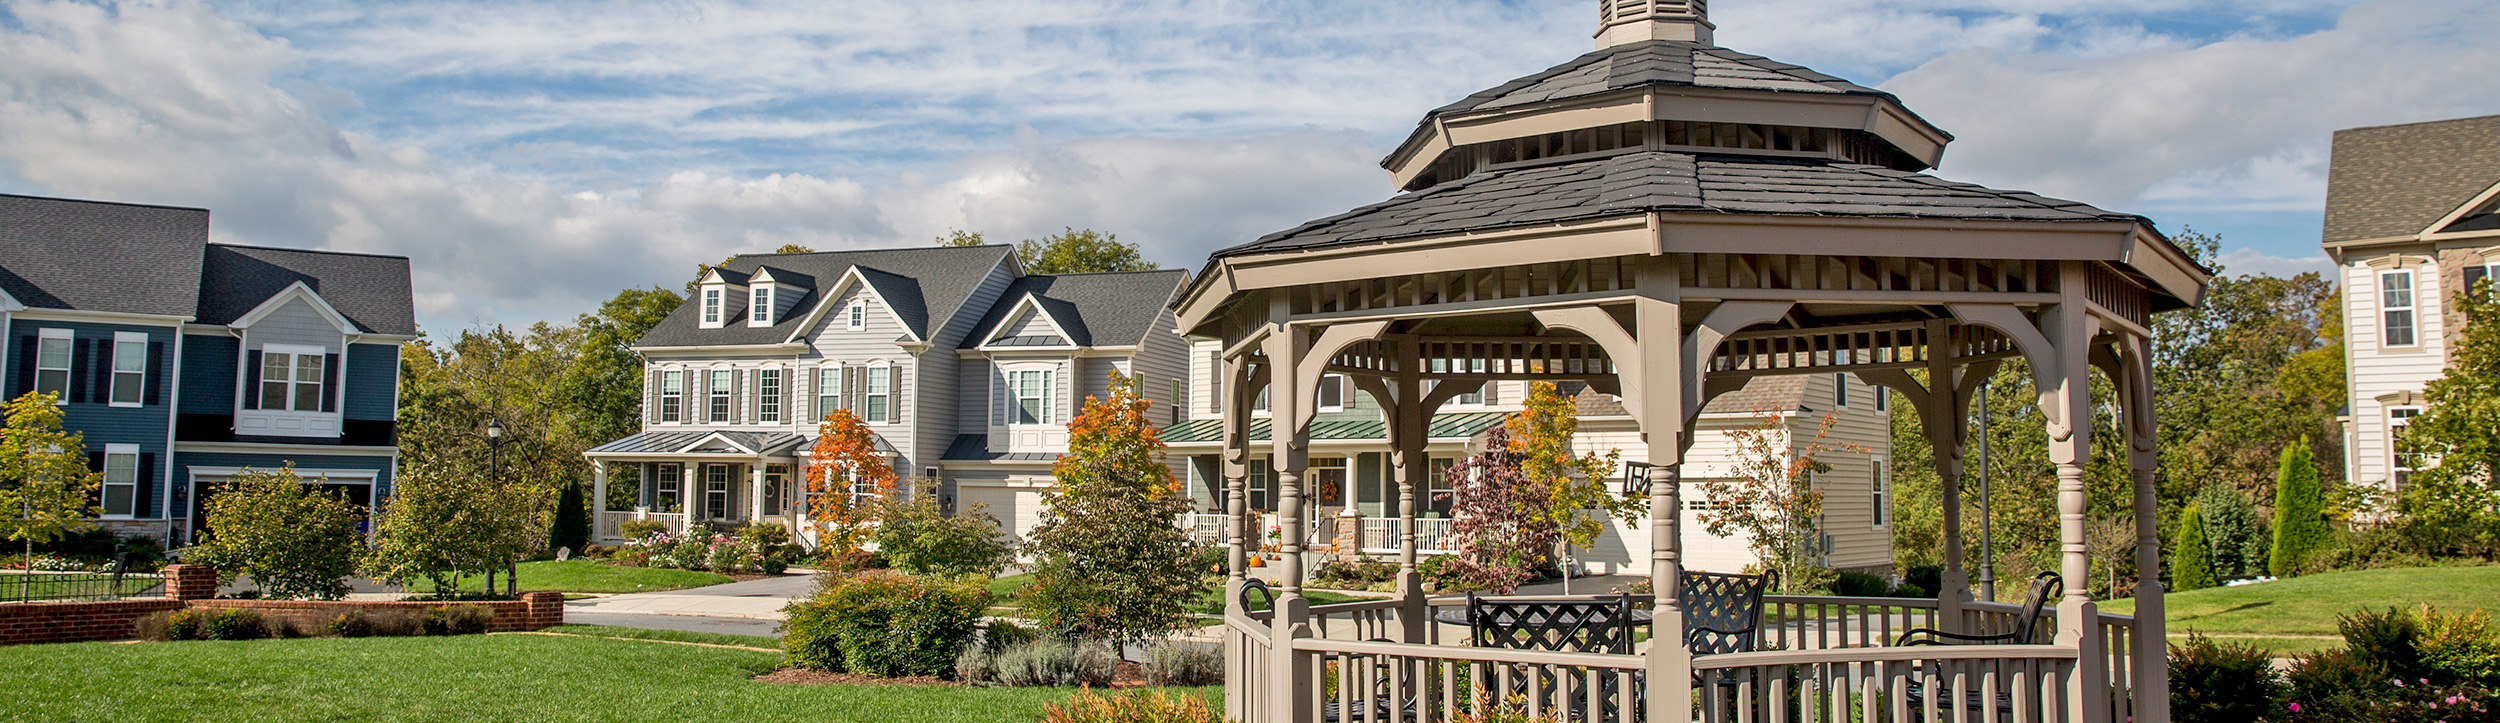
583, 430, 815, 543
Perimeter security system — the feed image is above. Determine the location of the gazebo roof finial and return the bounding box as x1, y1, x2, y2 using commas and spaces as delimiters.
1597, 0, 1713, 48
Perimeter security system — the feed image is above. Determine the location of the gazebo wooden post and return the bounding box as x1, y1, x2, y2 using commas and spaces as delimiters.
1260, 310, 1314, 723
1927, 321, 1972, 624
1390, 335, 1430, 643
2117, 332, 2171, 723
1635, 259, 1695, 723
2043, 265, 2109, 723
1220, 353, 1253, 723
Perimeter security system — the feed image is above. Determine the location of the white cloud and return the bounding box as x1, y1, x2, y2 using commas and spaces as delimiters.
2215, 248, 2337, 280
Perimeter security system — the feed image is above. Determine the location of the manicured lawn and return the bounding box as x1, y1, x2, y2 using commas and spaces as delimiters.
543, 624, 781, 650
987, 572, 1364, 616
408, 559, 733, 595
0, 632, 1217, 722
2101, 565, 2500, 655
0, 571, 164, 602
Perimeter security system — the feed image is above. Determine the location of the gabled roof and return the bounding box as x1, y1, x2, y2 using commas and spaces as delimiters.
637, 245, 1014, 349
962, 270, 1188, 350
750, 266, 815, 288
197, 244, 418, 335
1215, 151, 2145, 260
0, 194, 208, 318
977, 293, 1083, 348
2325, 114, 2500, 244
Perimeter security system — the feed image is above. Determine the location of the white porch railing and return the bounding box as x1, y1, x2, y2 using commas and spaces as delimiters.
1179, 513, 1230, 546
1359, 517, 1456, 554
596, 510, 688, 541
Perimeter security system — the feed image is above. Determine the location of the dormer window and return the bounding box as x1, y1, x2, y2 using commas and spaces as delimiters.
751, 287, 773, 325
703, 288, 722, 325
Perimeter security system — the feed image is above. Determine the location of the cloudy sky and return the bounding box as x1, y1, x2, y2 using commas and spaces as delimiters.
3, 0, 2495, 333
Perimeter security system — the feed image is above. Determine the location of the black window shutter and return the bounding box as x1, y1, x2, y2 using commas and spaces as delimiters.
89, 451, 104, 472
322, 353, 340, 412
138, 452, 156, 518
99, 338, 118, 404
146, 341, 166, 406
243, 350, 263, 410
12, 337, 31, 396
70, 339, 91, 403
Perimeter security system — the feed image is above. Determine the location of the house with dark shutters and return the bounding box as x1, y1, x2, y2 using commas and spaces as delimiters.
0, 193, 416, 546
581, 244, 1191, 545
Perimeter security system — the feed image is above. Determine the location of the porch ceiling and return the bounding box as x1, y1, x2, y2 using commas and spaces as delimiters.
1160, 411, 1511, 446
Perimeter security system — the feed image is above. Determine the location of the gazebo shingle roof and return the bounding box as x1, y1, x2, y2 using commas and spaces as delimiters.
1218, 151, 2145, 259
1428, 40, 1892, 119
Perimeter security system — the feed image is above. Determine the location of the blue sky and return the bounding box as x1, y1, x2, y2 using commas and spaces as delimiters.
4, 0, 2496, 332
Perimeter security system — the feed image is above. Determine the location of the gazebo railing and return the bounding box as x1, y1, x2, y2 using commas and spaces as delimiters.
1763, 594, 1943, 651
1294, 637, 1649, 723
1693, 644, 2083, 723
1308, 598, 1408, 642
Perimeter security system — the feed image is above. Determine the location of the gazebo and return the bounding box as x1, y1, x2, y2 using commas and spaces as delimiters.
1176, 2, 2208, 722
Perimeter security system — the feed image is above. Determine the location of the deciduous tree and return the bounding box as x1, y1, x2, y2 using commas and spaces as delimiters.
365, 461, 542, 596
805, 409, 893, 562
189, 467, 364, 600
0, 392, 101, 566
1014, 228, 1157, 274
1022, 372, 1199, 641
1696, 412, 1862, 594
2390, 277, 2500, 557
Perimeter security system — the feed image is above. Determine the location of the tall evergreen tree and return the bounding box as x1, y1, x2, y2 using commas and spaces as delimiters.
2268, 438, 2329, 576
2197, 486, 2266, 578
549, 481, 590, 555
2173, 502, 2216, 591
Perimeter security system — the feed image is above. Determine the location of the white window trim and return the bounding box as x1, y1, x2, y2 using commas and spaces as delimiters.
2389, 406, 2424, 487
2380, 270, 2419, 348
708, 366, 734, 423
1171, 378, 1186, 425
653, 463, 684, 513
108, 331, 148, 408
659, 368, 684, 423
758, 367, 783, 423
1317, 374, 1347, 413
846, 301, 866, 330
816, 362, 842, 423
702, 287, 723, 326
1871, 458, 1890, 529
1874, 386, 1889, 412
101, 444, 140, 519
34, 328, 71, 404
1833, 373, 1851, 408
750, 287, 773, 325
258, 343, 330, 415
1009, 368, 1052, 425
864, 361, 892, 425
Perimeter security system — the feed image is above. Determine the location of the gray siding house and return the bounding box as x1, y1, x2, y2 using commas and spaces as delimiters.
583, 245, 1190, 544
0, 194, 418, 546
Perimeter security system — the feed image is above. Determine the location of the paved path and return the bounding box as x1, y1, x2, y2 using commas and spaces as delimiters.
564, 574, 817, 620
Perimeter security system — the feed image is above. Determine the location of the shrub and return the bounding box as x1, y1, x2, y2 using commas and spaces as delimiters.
445, 604, 493, 635
618, 519, 668, 541
2268, 439, 2331, 576
1828, 569, 1890, 598
2417, 605, 2500, 686
1141, 640, 1224, 686
705, 541, 746, 574
2169, 633, 2280, 723
367, 608, 425, 637
1314, 557, 1398, 589
202, 609, 267, 641
188, 467, 365, 600
549, 482, 591, 556
422, 606, 452, 636
2173, 503, 2217, 591
972, 637, 1119, 687
875, 492, 1014, 579
780, 570, 991, 677
135, 609, 201, 641
328, 609, 375, 638
1038, 689, 1222, 723
984, 619, 1038, 652
2341, 607, 2430, 682
1901, 564, 1942, 598
2282, 647, 2382, 719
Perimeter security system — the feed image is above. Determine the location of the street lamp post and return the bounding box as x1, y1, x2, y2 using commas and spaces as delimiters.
486, 417, 510, 598
1976, 382, 1995, 603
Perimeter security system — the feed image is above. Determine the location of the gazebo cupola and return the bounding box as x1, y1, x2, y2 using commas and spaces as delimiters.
1384, 0, 1951, 193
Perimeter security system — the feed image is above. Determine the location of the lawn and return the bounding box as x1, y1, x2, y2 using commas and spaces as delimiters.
2101, 565, 2500, 655
0, 571, 164, 602
407, 559, 733, 595
0, 632, 1217, 723
986, 573, 1365, 616
542, 624, 782, 650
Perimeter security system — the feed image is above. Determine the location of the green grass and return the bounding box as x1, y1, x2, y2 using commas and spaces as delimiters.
0, 633, 1217, 722
2101, 565, 2500, 655
407, 559, 733, 595
987, 572, 1361, 616
0, 571, 165, 602
542, 624, 783, 650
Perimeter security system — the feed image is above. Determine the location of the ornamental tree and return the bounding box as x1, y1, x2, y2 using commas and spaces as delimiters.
1695, 412, 1861, 595
2268, 438, 2330, 576
365, 461, 541, 596
1021, 371, 1200, 641
806, 409, 894, 563
1440, 426, 1549, 593
0, 391, 102, 567
1509, 382, 1635, 562
189, 467, 364, 600
2172, 502, 2216, 592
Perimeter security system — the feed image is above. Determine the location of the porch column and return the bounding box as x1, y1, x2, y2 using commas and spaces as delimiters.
1262, 303, 1314, 723
591, 461, 608, 541
1633, 257, 1694, 723
2042, 266, 2108, 723
2115, 332, 2171, 723
681, 464, 698, 524
1223, 355, 1254, 587
1926, 320, 1971, 625
750, 461, 767, 523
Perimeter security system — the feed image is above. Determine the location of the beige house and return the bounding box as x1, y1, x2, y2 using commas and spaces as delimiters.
2321, 114, 2500, 492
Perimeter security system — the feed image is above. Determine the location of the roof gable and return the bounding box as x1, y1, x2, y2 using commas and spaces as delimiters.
978, 293, 1082, 349
196, 243, 417, 335
636, 245, 1013, 349
228, 281, 358, 334
962, 270, 1188, 351
2325, 114, 2500, 244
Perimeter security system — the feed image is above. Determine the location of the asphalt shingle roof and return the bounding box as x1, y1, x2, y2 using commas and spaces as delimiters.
638, 245, 1014, 349
1430, 40, 1891, 120
0, 194, 207, 317
197, 244, 418, 335
2324, 114, 2500, 244
1216, 152, 2144, 259
964, 270, 1188, 350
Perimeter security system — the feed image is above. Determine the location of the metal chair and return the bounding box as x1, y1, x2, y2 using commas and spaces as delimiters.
1896, 571, 2065, 717
1681, 570, 1774, 657
1239, 578, 1277, 616
1468, 593, 1639, 720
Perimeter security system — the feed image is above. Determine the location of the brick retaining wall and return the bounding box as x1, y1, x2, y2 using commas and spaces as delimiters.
0, 564, 565, 645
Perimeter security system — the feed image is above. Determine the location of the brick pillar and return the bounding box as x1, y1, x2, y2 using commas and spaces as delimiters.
522, 591, 565, 631
163, 564, 217, 601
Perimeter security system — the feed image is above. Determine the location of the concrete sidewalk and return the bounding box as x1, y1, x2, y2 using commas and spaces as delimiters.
564, 574, 817, 621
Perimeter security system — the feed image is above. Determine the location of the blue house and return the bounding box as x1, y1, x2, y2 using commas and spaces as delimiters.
0, 194, 417, 546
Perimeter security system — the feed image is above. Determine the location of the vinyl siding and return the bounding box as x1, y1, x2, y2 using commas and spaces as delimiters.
242, 298, 344, 353
178, 333, 238, 415
1129, 311, 1191, 426
9, 320, 178, 518
915, 259, 1014, 484
804, 282, 917, 468
997, 309, 1061, 340
2343, 255, 2448, 489
342, 343, 401, 421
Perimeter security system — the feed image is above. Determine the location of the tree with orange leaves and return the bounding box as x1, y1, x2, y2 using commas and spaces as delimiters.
1020, 371, 1201, 640
805, 408, 894, 564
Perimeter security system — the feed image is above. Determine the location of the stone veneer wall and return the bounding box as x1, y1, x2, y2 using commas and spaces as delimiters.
0, 564, 564, 645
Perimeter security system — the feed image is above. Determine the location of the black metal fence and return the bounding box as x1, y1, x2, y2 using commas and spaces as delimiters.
1, 570, 167, 604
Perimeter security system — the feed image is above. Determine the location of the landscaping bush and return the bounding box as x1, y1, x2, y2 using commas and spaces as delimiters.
328, 609, 375, 638
1828, 569, 1891, 598
983, 619, 1038, 652
704, 540, 744, 574
617, 519, 668, 541
2168, 633, 2281, 723
367, 608, 425, 637
2341, 607, 2430, 682
1039, 688, 1222, 723
780, 570, 991, 677
549, 481, 591, 556
2417, 606, 2500, 686
1901, 564, 1942, 598
445, 604, 493, 635
2275, 603, 2500, 722
874, 493, 1014, 578
1189, 545, 1225, 576
964, 637, 1119, 687
188, 467, 365, 600
202, 609, 267, 641
134, 609, 201, 641
1313, 557, 1398, 590
1418, 554, 1484, 593
1141, 640, 1224, 686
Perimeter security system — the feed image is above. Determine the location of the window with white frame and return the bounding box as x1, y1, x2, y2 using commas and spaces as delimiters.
1834, 373, 1851, 408
1871, 459, 1889, 528
817, 365, 841, 419
659, 370, 683, 422
703, 464, 731, 520
654, 463, 682, 512
864, 365, 891, 423
846, 302, 866, 330
1874, 386, 1889, 412
1248, 459, 1271, 511
1428, 457, 1458, 515
2382, 270, 2417, 347
1010, 369, 1050, 424
2466, 263, 2499, 297
101, 445, 138, 518
260, 347, 325, 412
34, 329, 70, 399
1253, 387, 1268, 413
703, 288, 722, 324
110, 332, 146, 406
751, 287, 772, 324
758, 368, 782, 423
1171, 379, 1186, 425
708, 369, 732, 422
2390, 406, 2424, 488
1317, 374, 1345, 412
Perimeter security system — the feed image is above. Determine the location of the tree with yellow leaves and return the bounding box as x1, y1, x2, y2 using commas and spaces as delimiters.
806, 409, 894, 565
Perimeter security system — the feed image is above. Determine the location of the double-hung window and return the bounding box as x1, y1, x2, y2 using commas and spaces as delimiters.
655, 463, 683, 512
846, 302, 866, 330
1871, 459, 1889, 527
709, 369, 732, 422
1317, 374, 1345, 412
101, 445, 138, 518
1874, 386, 1889, 412
864, 366, 891, 423
1834, 373, 1851, 408
816, 365, 841, 419
703, 464, 731, 520
659, 370, 683, 422
758, 368, 782, 423
33, 329, 70, 400
110, 332, 146, 406
2391, 407, 2424, 488
703, 288, 722, 324
261, 348, 325, 412
1011, 370, 1050, 424
2382, 270, 2417, 347
1171, 379, 1186, 425
751, 287, 772, 324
